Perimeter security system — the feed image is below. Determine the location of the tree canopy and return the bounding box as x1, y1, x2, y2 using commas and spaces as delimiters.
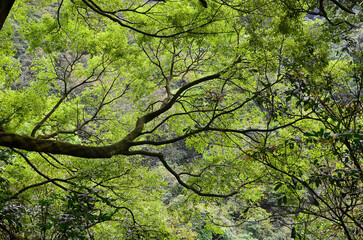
0, 0, 362, 239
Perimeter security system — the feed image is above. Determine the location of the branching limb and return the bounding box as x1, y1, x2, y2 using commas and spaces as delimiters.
126, 150, 251, 198
7, 176, 77, 201
31, 52, 109, 138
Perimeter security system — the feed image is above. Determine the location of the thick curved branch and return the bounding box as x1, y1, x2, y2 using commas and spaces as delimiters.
0, 133, 129, 158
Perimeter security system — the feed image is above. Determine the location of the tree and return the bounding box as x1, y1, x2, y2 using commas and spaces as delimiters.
0, 0, 361, 239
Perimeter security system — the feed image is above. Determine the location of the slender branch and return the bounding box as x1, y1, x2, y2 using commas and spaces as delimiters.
125, 150, 250, 198
133, 117, 306, 146
329, 0, 355, 14
7, 176, 77, 201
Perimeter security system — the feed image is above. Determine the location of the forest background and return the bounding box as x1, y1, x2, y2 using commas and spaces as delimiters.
0, 0, 362, 239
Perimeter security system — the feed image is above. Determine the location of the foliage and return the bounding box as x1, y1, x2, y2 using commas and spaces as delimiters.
0, 0, 362, 239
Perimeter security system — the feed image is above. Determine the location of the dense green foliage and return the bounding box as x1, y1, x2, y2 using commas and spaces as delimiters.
0, 0, 362, 239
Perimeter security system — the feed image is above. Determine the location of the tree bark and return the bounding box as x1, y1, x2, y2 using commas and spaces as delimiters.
0, 0, 15, 30
0, 132, 130, 158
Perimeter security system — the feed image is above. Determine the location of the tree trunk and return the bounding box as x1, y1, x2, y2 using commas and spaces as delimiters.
0, 0, 15, 30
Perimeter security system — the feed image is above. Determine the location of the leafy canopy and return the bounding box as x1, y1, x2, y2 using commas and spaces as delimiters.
0, 0, 362, 239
